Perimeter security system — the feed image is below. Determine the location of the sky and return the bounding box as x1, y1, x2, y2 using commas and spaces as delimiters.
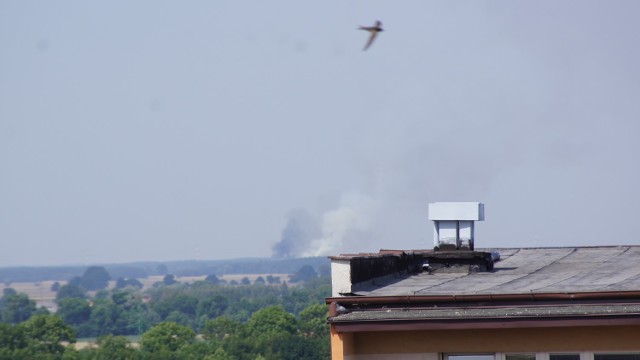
1, 1, 640, 267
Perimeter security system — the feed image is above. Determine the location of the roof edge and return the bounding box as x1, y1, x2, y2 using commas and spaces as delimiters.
326, 290, 640, 306
331, 315, 640, 332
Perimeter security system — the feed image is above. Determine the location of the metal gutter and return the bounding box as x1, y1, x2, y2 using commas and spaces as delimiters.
327, 291, 640, 332
326, 290, 640, 308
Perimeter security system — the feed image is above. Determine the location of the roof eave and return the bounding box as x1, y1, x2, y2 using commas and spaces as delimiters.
330, 314, 640, 332
326, 290, 640, 307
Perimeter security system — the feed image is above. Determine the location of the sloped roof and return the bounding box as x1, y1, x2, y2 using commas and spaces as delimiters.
353, 246, 640, 296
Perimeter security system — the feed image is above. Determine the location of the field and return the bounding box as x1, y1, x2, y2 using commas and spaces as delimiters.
1, 273, 291, 311
0, 280, 60, 311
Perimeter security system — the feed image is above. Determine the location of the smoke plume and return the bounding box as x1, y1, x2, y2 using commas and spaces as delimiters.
302, 191, 378, 257
271, 208, 319, 258
272, 192, 380, 258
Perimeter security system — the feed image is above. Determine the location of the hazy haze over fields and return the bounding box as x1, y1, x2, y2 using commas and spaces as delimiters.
2, 1, 640, 266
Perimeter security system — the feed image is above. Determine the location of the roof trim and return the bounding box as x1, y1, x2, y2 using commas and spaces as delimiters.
331, 315, 640, 332
327, 290, 640, 306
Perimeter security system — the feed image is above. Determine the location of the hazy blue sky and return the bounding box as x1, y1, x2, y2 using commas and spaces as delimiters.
2, 1, 639, 266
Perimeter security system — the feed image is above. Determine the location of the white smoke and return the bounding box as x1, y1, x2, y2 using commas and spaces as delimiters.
302, 191, 379, 257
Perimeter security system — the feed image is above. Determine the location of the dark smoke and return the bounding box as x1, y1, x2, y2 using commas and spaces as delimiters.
272, 208, 319, 258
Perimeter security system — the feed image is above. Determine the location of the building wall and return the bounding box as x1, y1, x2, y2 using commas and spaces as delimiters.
332, 325, 640, 359
331, 260, 351, 297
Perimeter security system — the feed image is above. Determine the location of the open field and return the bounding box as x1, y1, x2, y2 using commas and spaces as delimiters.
1, 273, 291, 311
136, 273, 291, 288
0, 280, 61, 311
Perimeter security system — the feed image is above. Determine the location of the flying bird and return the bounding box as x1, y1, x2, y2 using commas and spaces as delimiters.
358, 20, 383, 51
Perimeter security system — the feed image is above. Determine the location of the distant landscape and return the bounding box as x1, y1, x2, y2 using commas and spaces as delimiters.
0, 257, 331, 359
0, 256, 330, 283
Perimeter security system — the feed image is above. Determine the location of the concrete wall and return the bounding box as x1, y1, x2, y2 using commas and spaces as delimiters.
331, 260, 352, 297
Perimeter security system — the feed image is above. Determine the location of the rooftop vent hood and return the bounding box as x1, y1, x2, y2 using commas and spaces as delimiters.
428, 202, 484, 251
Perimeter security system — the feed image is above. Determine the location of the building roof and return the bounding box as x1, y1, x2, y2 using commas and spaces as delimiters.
352, 246, 640, 297
327, 246, 640, 330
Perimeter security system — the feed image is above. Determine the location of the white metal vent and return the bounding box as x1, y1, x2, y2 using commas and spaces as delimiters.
428, 202, 485, 251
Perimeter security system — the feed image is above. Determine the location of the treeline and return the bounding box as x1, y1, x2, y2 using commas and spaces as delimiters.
0, 265, 332, 359
55, 276, 329, 337
0, 257, 330, 284
0, 305, 329, 359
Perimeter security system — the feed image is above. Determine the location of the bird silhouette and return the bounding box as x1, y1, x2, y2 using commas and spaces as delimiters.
358, 20, 383, 51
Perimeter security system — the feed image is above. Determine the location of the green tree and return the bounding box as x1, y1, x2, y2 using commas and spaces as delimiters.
153, 293, 198, 320
163, 274, 177, 286
0, 322, 25, 355
141, 322, 195, 354
268, 333, 326, 360
203, 316, 242, 341
176, 341, 220, 360
240, 277, 250, 285
299, 304, 329, 338
94, 289, 110, 299
247, 305, 297, 336
89, 294, 154, 337
206, 347, 233, 360
245, 306, 304, 359
298, 304, 331, 358
19, 314, 76, 356
115, 277, 128, 289
204, 274, 220, 285
55, 284, 86, 302
83, 298, 119, 336
115, 277, 143, 289
164, 311, 193, 327
220, 335, 255, 360
95, 335, 140, 360
289, 265, 318, 283
57, 298, 91, 326
173, 294, 198, 317
266, 275, 281, 284
80, 266, 111, 291
1, 293, 36, 324
196, 295, 228, 320
111, 289, 134, 306
2, 288, 17, 297
68, 276, 83, 288
35, 306, 50, 317
0, 317, 79, 360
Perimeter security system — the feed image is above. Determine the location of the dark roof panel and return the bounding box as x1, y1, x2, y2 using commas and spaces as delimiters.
354, 246, 640, 296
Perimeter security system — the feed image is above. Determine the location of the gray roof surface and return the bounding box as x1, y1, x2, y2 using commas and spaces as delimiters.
355, 246, 640, 296
331, 303, 640, 323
